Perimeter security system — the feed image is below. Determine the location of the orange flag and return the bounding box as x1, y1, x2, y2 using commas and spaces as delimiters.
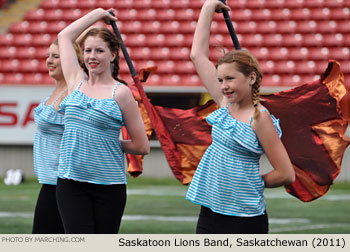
125, 60, 349, 202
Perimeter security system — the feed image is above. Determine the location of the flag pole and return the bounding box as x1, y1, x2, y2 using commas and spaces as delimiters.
109, 17, 186, 182
219, 0, 241, 50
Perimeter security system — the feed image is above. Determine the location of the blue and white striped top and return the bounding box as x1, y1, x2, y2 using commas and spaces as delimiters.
186, 105, 282, 217
34, 97, 64, 185
58, 81, 126, 185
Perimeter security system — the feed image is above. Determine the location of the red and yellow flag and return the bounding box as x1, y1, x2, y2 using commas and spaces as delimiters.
125, 61, 349, 202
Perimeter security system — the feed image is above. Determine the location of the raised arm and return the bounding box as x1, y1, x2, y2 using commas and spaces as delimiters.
252, 112, 295, 188
57, 8, 117, 92
190, 0, 231, 106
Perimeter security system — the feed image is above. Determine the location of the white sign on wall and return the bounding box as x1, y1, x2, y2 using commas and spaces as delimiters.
0, 85, 54, 145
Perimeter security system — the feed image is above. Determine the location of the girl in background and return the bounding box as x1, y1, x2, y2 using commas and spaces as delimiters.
32, 39, 81, 233
186, 0, 295, 234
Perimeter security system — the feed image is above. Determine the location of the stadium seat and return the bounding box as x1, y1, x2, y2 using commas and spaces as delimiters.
0, 46, 17, 59
294, 60, 317, 74
295, 20, 317, 33
25, 9, 45, 21
15, 47, 37, 59
0, 33, 14, 46
119, 21, 142, 34
328, 47, 350, 61
329, 7, 350, 20
8, 21, 30, 34
275, 20, 297, 34
290, 8, 311, 20
308, 47, 330, 60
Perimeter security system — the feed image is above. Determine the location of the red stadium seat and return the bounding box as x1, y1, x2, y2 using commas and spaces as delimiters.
329, 7, 350, 20
8, 21, 30, 33
0, 73, 24, 84
119, 21, 142, 34
0, 33, 14, 46
25, 9, 45, 21
328, 47, 350, 61
337, 20, 350, 33
275, 20, 297, 34
168, 47, 190, 60
282, 33, 304, 47
294, 60, 317, 74
274, 60, 296, 74
10, 34, 33, 46
309, 7, 331, 20
270, 8, 291, 20
295, 20, 318, 33
315, 20, 338, 33
128, 47, 151, 60
249, 47, 269, 60
287, 47, 310, 60
16, 47, 38, 59
39, 0, 60, 9
173, 60, 194, 74
259, 60, 275, 74
290, 8, 311, 20
262, 34, 283, 47
261, 74, 282, 86
149, 47, 170, 60
308, 47, 330, 60
140, 21, 161, 34
0, 46, 17, 59
322, 33, 345, 47
236, 21, 258, 34
31, 34, 53, 46
0, 59, 20, 72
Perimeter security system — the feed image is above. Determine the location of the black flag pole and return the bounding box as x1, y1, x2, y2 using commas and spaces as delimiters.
219, 0, 241, 50
109, 15, 137, 78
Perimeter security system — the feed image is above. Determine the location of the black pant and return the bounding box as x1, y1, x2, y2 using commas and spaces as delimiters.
32, 184, 64, 234
56, 178, 126, 234
196, 206, 269, 234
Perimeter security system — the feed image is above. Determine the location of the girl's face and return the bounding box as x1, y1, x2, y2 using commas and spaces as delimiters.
46, 44, 63, 80
217, 62, 255, 104
83, 36, 115, 75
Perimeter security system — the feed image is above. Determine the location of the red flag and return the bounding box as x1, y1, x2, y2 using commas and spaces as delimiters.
126, 60, 349, 202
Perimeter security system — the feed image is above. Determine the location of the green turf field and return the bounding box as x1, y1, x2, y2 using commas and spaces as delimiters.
0, 176, 349, 234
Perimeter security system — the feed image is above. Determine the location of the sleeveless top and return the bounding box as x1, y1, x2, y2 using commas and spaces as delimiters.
186, 104, 282, 217
58, 80, 126, 185
34, 92, 65, 185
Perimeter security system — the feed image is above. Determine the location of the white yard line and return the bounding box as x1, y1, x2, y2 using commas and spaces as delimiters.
270, 223, 350, 233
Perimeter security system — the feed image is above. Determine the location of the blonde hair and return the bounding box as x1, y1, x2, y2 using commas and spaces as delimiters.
216, 50, 263, 119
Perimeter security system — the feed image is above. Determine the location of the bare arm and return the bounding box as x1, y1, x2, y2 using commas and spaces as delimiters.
57, 8, 117, 93
190, 0, 230, 106
115, 85, 150, 155
252, 112, 295, 188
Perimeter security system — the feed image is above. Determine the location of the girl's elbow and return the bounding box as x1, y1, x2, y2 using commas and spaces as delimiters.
139, 142, 150, 155
284, 170, 295, 185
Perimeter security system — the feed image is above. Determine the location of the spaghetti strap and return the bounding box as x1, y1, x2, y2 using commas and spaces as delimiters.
76, 80, 86, 90
52, 89, 66, 106
112, 83, 121, 98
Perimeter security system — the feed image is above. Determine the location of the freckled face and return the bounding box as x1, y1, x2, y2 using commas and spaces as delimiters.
46, 44, 63, 80
83, 36, 115, 74
217, 62, 253, 104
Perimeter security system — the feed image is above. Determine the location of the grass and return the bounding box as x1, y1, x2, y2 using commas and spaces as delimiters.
0, 176, 349, 234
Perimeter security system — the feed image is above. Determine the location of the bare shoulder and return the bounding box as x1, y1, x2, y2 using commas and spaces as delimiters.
251, 106, 274, 132
114, 84, 134, 108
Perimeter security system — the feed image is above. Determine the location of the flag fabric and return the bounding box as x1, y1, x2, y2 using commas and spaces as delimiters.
125, 60, 349, 202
